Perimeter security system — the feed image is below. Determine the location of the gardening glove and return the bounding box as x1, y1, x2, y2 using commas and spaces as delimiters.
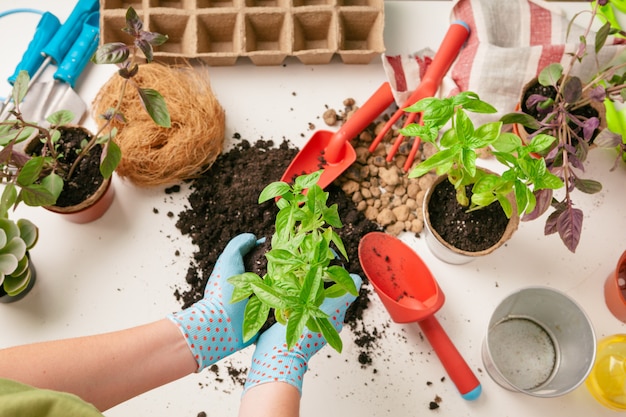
167, 233, 258, 372
243, 273, 363, 395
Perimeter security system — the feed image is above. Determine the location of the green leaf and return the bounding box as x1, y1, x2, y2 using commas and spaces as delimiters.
460, 148, 477, 177
535, 171, 564, 190
471, 122, 502, 148
470, 191, 496, 209
0, 253, 18, 276
500, 112, 542, 130
16, 157, 45, 187
46, 110, 74, 126
399, 123, 431, 140
324, 283, 348, 298
330, 231, 348, 261
228, 272, 262, 303
251, 281, 290, 310
595, 22, 611, 54
242, 296, 271, 342
3, 266, 31, 296
1, 237, 26, 266
538, 63, 563, 87
294, 170, 322, 190
527, 134, 557, 153
492, 132, 522, 153
0, 219, 19, 243
316, 316, 343, 353
286, 308, 309, 350
497, 193, 514, 218
326, 266, 358, 296
322, 205, 342, 229
259, 181, 291, 203
100, 140, 122, 179
0, 126, 37, 146
0, 185, 17, 216
266, 248, 301, 268
19, 184, 60, 207
454, 109, 475, 145
12, 71, 29, 105
409, 148, 456, 178
574, 178, 602, 194
17, 219, 38, 250
299, 267, 323, 305
137, 88, 171, 128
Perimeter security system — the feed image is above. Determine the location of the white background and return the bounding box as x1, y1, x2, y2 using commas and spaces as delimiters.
0, 1, 625, 416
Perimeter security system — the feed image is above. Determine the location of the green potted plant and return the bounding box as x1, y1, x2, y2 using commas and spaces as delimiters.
0, 7, 170, 223
500, 0, 626, 252
400, 91, 563, 263
0, 186, 38, 302
227, 170, 359, 352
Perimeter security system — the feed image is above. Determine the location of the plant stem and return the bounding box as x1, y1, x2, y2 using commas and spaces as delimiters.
66, 66, 131, 180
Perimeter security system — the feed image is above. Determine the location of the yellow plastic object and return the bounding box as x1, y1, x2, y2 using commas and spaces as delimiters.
586, 334, 626, 410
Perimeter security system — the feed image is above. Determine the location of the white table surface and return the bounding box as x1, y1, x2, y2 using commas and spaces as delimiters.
0, 1, 625, 416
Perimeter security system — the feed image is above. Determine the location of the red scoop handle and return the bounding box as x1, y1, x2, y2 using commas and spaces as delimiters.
419, 316, 482, 399
369, 20, 470, 153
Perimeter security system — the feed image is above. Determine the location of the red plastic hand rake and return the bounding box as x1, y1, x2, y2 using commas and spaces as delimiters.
369, 20, 470, 172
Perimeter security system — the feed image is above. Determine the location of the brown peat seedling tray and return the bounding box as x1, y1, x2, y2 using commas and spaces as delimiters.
99, 0, 385, 65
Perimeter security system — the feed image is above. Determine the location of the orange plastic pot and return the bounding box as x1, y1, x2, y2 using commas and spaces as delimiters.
605, 250, 626, 322
45, 177, 115, 224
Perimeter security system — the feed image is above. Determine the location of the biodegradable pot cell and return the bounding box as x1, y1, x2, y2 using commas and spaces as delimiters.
514, 77, 607, 145
99, 0, 385, 65
423, 173, 519, 265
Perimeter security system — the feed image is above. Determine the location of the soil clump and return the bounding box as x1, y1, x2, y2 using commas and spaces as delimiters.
171, 138, 383, 370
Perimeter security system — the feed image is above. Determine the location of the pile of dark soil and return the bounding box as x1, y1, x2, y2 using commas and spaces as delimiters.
427, 179, 509, 252
170, 138, 383, 369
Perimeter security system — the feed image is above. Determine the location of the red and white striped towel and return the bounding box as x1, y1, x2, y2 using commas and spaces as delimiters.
383, 0, 625, 124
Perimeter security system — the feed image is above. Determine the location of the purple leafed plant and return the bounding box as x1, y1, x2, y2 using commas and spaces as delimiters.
501, 0, 626, 253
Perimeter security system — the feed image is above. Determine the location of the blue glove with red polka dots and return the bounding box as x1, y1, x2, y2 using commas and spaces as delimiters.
243, 273, 362, 395
167, 233, 258, 372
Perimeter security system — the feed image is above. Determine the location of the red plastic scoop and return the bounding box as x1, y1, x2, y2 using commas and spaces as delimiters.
358, 232, 482, 400
280, 82, 394, 188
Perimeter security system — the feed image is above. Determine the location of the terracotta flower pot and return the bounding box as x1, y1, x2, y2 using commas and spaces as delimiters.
604, 250, 626, 322
26, 126, 116, 224
45, 177, 115, 224
423, 173, 519, 265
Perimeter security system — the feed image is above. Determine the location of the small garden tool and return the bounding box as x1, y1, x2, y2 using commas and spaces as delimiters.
358, 231, 482, 400
0, 0, 99, 122
368, 20, 470, 172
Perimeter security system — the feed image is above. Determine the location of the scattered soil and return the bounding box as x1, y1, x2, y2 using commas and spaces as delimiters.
427, 179, 509, 252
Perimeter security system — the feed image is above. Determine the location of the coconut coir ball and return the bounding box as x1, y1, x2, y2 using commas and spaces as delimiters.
92, 63, 225, 187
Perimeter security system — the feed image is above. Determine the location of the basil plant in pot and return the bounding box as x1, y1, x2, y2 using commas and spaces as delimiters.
501, 0, 626, 252
0, 7, 170, 224
400, 92, 563, 264
227, 170, 359, 352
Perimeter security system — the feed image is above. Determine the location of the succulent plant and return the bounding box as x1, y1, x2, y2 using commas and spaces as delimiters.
0, 218, 38, 297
